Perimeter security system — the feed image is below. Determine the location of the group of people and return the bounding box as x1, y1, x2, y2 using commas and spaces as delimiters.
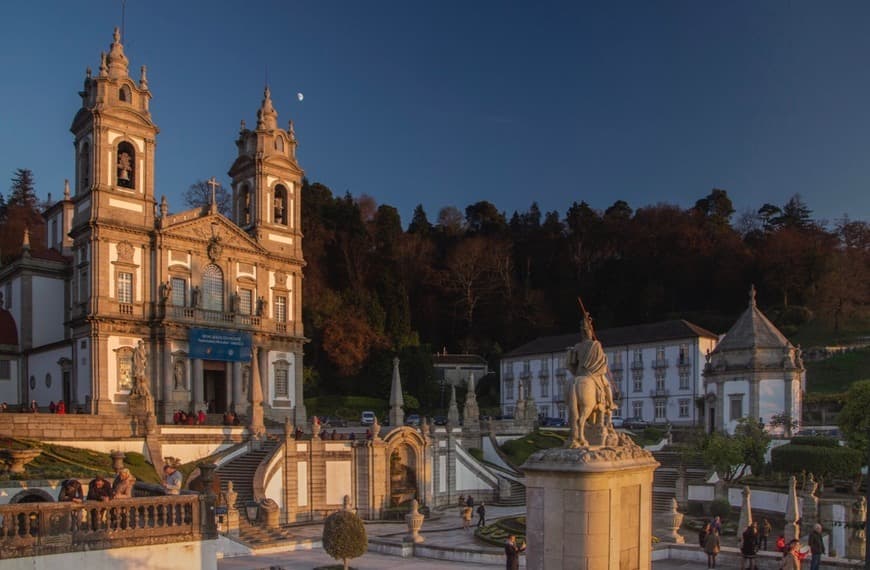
172, 409, 207, 425
701, 515, 826, 570
0, 400, 82, 413
222, 411, 241, 426
458, 495, 486, 530
58, 468, 138, 504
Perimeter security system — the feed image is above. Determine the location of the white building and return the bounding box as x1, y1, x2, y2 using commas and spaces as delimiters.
703, 286, 805, 435
500, 320, 718, 426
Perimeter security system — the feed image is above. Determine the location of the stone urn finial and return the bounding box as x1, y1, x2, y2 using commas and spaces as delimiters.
405, 499, 425, 543
665, 497, 685, 544
342, 494, 352, 511
6, 449, 41, 474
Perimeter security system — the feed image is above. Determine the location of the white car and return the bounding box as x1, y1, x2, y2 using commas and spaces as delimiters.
611, 417, 624, 428
360, 410, 376, 426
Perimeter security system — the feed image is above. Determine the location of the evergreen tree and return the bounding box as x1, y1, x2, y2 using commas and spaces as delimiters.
407, 204, 432, 235
8, 168, 37, 208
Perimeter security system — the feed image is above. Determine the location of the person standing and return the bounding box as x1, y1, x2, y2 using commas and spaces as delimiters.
740, 522, 759, 569
477, 502, 486, 528
781, 539, 801, 570
163, 464, 183, 495
461, 504, 472, 530
809, 523, 825, 570
759, 517, 771, 550
704, 527, 721, 568
504, 534, 525, 570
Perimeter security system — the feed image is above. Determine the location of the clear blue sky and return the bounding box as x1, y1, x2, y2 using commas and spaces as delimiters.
1, 0, 868, 226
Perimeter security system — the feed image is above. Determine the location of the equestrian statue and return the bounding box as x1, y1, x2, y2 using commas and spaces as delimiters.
566, 299, 617, 448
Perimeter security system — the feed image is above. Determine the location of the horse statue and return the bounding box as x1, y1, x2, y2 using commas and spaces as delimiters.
566, 303, 616, 448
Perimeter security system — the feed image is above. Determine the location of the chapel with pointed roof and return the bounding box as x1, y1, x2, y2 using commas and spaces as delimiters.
702, 285, 805, 435
0, 29, 306, 424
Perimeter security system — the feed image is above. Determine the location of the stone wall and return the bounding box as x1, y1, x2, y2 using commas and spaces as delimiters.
0, 414, 135, 439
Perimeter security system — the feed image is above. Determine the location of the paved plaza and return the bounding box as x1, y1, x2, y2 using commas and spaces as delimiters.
217, 505, 693, 570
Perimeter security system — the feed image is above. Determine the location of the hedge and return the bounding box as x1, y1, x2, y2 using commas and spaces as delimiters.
788, 436, 838, 448
770, 443, 862, 478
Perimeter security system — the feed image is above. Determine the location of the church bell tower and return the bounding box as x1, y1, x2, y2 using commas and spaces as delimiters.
228, 87, 303, 259
69, 27, 158, 231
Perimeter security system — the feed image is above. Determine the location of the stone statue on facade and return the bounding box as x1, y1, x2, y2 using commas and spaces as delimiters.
174, 360, 185, 390
160, 280, 172, 305
566, 301, 616, 448
191, 286, 201, 308
131, 341, 150, 397
256, 296, 267, 317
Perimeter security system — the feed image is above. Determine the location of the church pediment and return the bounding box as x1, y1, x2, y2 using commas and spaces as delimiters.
161, 213, 266, 256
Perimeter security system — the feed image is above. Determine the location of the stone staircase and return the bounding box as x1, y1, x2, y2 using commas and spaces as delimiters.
496, 478, 526, 507
234, 517, 308, 547
216, 438, 279, 509
651, 448, 709, 512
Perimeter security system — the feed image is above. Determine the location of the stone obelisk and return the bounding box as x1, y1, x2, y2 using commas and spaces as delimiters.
389, 357, 405, 428
521, 302, 659, 570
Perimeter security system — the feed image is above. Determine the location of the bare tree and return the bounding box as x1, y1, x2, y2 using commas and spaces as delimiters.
183, 179, 232, 217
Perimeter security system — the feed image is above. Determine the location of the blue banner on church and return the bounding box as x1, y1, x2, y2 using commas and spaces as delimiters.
188, 328, 252, 362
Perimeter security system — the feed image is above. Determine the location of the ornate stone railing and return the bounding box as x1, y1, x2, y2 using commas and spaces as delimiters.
0, 494, 207, 559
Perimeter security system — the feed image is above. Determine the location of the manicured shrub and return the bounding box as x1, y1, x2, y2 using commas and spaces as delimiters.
322, 509, 367, 570
771, 444, 862, 479
789, 436, 838, 447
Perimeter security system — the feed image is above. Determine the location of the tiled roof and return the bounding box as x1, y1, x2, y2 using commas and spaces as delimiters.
433, 354, 488, 366
502, 319, 718, 358
712, 302, 791, 353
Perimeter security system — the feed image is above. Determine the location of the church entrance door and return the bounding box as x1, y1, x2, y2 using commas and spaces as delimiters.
203, 362, 228, 413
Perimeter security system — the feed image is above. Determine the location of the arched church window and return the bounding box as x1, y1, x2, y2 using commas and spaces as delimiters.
275, 136, 284, 152
79, 141, 90, 192
116, 142, 135, 189
119, 85, 131, 103
201, 264, 224, 312
239, 185, 251, 225
273, 185, 287, 225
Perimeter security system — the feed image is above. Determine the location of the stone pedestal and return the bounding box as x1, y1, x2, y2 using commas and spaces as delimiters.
521, 441, 659, 570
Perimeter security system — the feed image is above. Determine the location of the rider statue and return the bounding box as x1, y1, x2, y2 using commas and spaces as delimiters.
566, 302, 617, 447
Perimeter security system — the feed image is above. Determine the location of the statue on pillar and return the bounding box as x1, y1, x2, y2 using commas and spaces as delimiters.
566, 299, 616, 448
129, 340, 154, 417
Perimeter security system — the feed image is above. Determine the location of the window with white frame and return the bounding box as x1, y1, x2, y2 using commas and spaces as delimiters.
540, 378, 549, 398
505, 406, 514, 417
656, 346, 665, 361
632, 401, 643, 419
633, 348, 643, 366
523, 360, 530, 373
611, 351, 622, 367
539, 405, 549, 417
679, 371, 690, 390
730, 395, 743, 421
679, 399, 690, 418
633, 371, 642, 393
679, 344, 689, 365
655, 400, 666, 420
117, 272, 133, 304
505, 379, 514, 401
655, 373, 665, 391
275, 295, 287, 322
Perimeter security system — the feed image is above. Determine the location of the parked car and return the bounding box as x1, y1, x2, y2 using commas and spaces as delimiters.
540, 417, 566, 427
405, 414, 421, 426
322, 416, 347, 427
623, 417, 649, 430
360, 410, 376, 426
611, 417, 624, 428
433, 416, 448, 426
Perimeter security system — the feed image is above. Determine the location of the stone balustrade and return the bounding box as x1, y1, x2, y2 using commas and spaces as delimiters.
0, 494, 205, 559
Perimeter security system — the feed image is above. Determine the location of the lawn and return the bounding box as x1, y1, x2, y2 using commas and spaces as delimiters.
499, 430, 566, 467
805, 348, 870, 393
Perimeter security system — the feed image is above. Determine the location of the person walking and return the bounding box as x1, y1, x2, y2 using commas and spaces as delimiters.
477, 502, 486, 528
809, 523, 825, 570
504, 534, 525, 570
704, 527, 721, 568
461, 504, 473, 530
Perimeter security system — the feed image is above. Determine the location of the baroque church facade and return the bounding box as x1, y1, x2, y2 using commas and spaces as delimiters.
0, 29, 306, 424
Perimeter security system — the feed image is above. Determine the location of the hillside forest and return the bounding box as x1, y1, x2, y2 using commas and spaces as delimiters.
2, 169, 868, 410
